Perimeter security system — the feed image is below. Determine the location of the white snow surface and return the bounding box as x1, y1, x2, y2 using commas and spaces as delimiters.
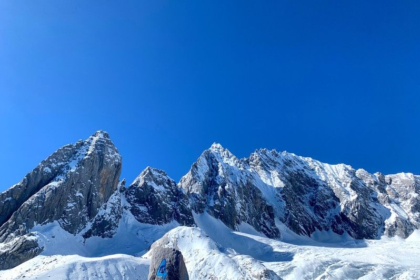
0, 208, 177, 279
3, 212, 418, 280
163, 213, 419, 280
31, 206, 179, 258
0, 254, 149, 280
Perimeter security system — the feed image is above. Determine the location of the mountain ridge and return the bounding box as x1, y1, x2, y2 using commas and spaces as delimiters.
0, 130, 419, 278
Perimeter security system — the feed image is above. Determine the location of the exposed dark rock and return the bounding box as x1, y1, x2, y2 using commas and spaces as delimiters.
82, 180, 125, 239
0, 131, 122, 269
0, 142, 80, 228
180, 144, 280, 239
0, 234, 43, 270
148, 246, 189, 280
126, 167, 194, 226
181, 145, 420, 239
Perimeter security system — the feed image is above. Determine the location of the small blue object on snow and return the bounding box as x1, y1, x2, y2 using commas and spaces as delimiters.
156, 258, 167, 279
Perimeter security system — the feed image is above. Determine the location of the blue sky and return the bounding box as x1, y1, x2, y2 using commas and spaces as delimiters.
1, 1, 420, 191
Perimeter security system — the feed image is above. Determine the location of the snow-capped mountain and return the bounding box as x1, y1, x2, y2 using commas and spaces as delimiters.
0, 131, 419, 279
181, 143, 419, 240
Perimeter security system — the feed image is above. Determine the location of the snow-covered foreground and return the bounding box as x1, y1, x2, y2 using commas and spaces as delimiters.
1, 213, 419, 279
188, 213, 420, 280
0, 254, 149, 280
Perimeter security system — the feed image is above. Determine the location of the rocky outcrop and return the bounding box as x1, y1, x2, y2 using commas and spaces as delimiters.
147, 247, 189, 280
126, 167, 194, 226
180, 144, 420, 239
0, 234, 43, 270
0, 131, 122, 242
180, 144, 280, 239
82, 180, 125, 239
248, 149, 419, 239
0, 131, 122, 269
0, 141, 81, 229
379, 172, 420, 238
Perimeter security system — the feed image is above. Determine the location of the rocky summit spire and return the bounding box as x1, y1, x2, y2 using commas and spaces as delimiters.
0, 130, 122, 269
125, 167, 194, 226
179, 144, 280, 239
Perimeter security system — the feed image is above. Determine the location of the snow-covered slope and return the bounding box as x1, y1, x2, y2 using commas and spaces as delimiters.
145, 226, 281, 280
189, 211, 420, 279
2, 220, 420, 279
0, 254, 150, 280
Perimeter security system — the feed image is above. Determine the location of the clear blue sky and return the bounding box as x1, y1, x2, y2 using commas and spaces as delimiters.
1, 1, 420, 191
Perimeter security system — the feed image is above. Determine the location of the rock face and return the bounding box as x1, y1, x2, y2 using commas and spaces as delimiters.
0, 131, 122, 268
126, 167, 194, 226
378, 172, 420, 237
180, 144, 420, 239
179, 144, 280, 238
246, 149, 387, 239
82, 180, 125, 239
247, 148, 420, 239
147, 247, 189, 280
0, 234, 43, 270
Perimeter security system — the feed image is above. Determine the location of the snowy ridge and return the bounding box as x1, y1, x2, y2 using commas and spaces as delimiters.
187, 144, 420, 239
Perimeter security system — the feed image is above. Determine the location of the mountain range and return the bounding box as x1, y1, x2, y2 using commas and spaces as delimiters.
0, 131, 419, 279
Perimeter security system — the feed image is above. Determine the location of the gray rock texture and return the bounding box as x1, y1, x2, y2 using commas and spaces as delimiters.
0, 234, 43, 270
126, 167, 194, 226
148, 247, 189, 280
0, 130, 122, 242
0, 131, 122, 269
82, 179, 125, 239
247, 148, 420, 239
181, 144, 420, 239
0, 141, 79, 229
179, 144, 280, 238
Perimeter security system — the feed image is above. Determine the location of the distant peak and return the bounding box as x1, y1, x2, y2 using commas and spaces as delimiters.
142, 166, 167, 177
92, 130, 110, 139
206, 142, 240, 166
131, 166, 171, 186
209, 142, 225, 151
254, 148, 282, 157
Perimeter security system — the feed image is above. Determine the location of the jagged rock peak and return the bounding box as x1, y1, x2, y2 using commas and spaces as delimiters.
0, 130, 122, 240
208, 143, 238, 163
92, 130, 110, 138
131, 167, 172, 188
126, 167, 194, 226
251, 147, 309, 163
179, 143, 281, 238
0, 130, 123, 269
209, 142, 225, 151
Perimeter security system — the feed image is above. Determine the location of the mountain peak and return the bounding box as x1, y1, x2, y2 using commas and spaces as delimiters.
131, 166, 172, 189
209, 142, 225, 151
90, 130, 110, 139
140, 166, 169, 180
